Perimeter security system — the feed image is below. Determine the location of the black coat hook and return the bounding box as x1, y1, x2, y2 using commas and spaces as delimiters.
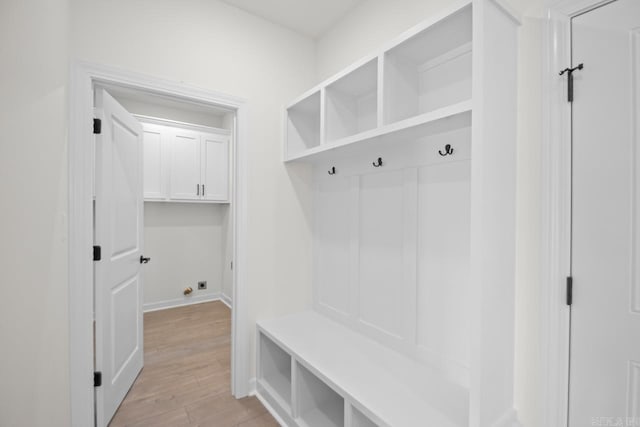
372, 157, 383, 167
439, 144, 454, 156
328, 166, 336, 175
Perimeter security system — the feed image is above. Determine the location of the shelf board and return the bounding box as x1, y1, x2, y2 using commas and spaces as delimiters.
285, 100, 471, 163
258, 378, 292, 413
299, 402, 344, 427
262, 373, 292, 407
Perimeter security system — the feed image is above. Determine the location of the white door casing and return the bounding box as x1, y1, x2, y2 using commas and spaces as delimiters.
569, 0, 640, 424
94, 88, 145, 427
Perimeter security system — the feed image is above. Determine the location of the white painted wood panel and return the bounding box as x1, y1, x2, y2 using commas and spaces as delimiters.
416, 161, 471, 384
315, 175, 351, 317
142, 124, 165, 200
418, 48, 472, 115
358, 170, 408, 341
202, 133, 229, 202
169, 130, 201, 201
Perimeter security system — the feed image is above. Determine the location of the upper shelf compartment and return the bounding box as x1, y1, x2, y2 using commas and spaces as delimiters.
384, 4, 472, 125
325, 58, 378, 143
286, 90, 321, 159
283, 2, 473, 163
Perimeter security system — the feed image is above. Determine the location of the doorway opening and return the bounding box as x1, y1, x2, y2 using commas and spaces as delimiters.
69, 63, 250, 427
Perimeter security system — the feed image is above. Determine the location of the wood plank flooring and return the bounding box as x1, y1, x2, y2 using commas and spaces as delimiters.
109, 301, 277, 427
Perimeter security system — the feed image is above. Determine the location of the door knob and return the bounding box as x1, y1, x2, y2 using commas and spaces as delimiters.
140, 255, 151, 264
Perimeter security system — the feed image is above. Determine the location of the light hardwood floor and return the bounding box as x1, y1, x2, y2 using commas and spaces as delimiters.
109, 301, 278, 427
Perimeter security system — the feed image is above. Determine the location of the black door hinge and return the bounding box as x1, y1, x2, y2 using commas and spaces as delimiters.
94, 371, 102, 387
93, 118, 102, 134
93, 245, 101, 261
559, 63, 584, 103
566, 276, 573, 306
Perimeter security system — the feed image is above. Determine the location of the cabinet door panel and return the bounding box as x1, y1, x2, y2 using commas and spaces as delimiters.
142, 124, 166, 200
170, 130, 201, 200
202, 134, 229, 202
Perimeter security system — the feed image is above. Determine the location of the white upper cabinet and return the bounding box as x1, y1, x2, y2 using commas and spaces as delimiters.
170, 129, 202, 201
140, 119, 230, 203
201, 133, 230, 202
142, 123, 166, 200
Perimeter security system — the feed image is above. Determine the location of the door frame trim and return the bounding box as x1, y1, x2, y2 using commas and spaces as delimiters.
68, 61, 250, 426
541, 1, 616, 426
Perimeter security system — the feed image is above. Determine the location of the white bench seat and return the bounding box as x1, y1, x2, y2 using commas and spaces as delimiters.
257, 311, 468, 427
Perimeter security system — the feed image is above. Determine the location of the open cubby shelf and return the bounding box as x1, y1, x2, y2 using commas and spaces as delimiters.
351, 407, 378, 427
383, 4, 472, 124
283, 3, 472, 163
325, 58, 378, 143
297, 363, 345, 427
256, 312, 467, 427
258, 333, 292, 410
286, 90, 322, 158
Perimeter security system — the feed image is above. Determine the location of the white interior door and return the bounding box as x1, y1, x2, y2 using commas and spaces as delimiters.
94, 89, 145, 427
570, 1, 640, 425
170, 129, 202, 200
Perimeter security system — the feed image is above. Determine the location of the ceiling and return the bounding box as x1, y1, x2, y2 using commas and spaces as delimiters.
220, 0, 363, 38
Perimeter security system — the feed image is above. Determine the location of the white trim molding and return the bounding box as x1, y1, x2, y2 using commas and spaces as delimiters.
541, 1, 613, 426
221, 293, 233, 309
68, 61, 250, 427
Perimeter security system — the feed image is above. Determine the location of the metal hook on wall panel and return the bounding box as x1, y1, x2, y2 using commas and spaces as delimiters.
439, 144, 454, 156
328, 166, 336, 175
372, 157, 383, 167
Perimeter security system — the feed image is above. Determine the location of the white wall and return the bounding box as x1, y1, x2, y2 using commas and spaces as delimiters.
0, 1, 71, 426
143, 203, 228, 310
70, 0, 317, 386
314, 1, 545, 426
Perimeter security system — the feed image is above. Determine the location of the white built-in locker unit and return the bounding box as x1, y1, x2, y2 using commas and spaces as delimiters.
258, 1, 519, 426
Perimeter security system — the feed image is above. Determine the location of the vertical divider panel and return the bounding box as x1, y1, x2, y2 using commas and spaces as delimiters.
291, 358, 299, 419
403, 168, 419, 346
348, 176, 361, 323
320, 88, 327, 146
377, 55, 385, 128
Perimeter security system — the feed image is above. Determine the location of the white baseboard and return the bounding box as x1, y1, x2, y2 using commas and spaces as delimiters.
221, 293, 232, 309
143, 293, 222, 313
493, 408, 522, 427
248, 377, 257, 395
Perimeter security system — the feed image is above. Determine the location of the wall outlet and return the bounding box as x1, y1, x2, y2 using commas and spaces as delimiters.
198, 281, 207, 290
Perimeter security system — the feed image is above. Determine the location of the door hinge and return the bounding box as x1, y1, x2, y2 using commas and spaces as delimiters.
93, 118, 102, 134
566, 276, 573, 306
230, 261, 233, 270
559, 63, 584, 103
94, 371, 102, 387
93, 245, 101, 261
